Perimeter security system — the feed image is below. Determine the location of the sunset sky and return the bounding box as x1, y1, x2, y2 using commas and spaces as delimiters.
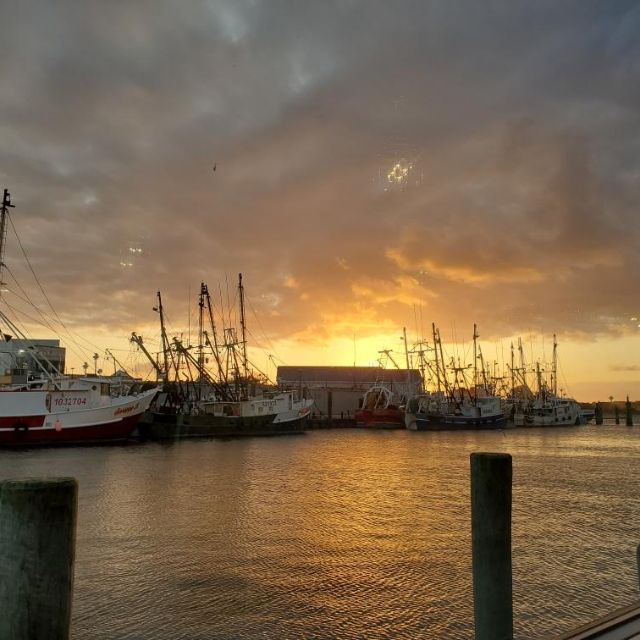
1, 1, 639, 400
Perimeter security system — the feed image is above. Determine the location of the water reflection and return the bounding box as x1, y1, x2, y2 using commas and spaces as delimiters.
0, 425, 638, 639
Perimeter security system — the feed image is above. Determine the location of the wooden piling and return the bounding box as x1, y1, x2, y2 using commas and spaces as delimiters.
0, 478, 78, 640
626, 396, 633, 426
595, 403, 603, 425
615, 405, 620, 424
471, 453, 513, 640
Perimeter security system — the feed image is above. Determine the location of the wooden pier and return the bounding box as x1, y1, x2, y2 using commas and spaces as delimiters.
552, 601, 640, 639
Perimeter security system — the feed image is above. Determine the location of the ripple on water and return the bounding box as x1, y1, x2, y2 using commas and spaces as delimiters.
0, 425, 638, 639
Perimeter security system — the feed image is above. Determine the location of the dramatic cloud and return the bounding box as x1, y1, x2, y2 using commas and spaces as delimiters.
1, 1, 640, 368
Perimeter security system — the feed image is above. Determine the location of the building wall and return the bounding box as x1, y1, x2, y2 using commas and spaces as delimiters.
0, 339, 66, 376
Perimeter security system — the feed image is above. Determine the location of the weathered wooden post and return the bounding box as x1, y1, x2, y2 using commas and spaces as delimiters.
471, 453, 513, 640
626, 396, 633, 426
0, 478, 78, 640
615, 405, 620, 425
595, 402, 603, 425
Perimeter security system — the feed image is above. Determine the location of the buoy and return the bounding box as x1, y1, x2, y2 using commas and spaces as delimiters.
54, 419, 62, 432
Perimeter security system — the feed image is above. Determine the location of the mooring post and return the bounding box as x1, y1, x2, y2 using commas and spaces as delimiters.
615, 405, 620, 424
471, 452, 513, 640
0, 478, 78, 640
595, 402, 603, 425
626, 396, 633, 426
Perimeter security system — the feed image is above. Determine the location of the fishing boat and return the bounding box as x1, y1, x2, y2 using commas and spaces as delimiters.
138, 388, 312, 439
134, 278, 313, 440
511, 336, 584, 427
405, 323, 507, 431
0, 376, 158, 446
0, 189, 159, 446
513, 394, 582, 427
405, 391, 507, 430
354, 331, 420, 429
354, 384, 407, 429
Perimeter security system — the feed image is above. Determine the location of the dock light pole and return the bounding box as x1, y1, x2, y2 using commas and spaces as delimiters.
471, 453, 513, 640
0, 478, 78, 640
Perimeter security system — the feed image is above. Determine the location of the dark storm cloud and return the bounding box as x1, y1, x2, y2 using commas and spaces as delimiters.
1, 0, 639, 345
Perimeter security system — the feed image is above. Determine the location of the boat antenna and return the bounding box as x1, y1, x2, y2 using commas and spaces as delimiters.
0, 188, 15, 300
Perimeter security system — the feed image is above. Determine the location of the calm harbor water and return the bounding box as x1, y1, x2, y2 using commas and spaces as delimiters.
1, 424, 639, 639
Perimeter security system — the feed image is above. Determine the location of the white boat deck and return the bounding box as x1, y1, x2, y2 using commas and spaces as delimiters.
552, 601, 640, 640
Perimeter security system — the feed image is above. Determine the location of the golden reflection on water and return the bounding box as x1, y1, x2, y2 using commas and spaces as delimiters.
0, 424, 638, 639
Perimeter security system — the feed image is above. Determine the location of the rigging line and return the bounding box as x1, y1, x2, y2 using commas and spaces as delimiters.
3, 273, 60, 334
4, 258, 93, 363
7, 212, 80, 341
2, 269, 89, 364
1, 299, 64, 339
246, 296, 281, 361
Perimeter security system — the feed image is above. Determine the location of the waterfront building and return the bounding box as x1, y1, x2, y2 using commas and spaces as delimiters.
277, 366, 421, 418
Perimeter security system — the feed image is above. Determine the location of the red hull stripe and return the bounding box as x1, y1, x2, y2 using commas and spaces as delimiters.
0, 415, 143, 447
0, 415, 46, 428
354, 409, 405, 427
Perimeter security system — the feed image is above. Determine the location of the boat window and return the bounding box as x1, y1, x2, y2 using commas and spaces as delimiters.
101, 383, 110, 396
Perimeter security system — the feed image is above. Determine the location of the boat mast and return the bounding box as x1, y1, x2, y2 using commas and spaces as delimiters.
510, 342, 515, 401
473, 323, 478, 401
202, 283, 225, 385
432, 322, 441, 393
437, 327, 447, 394
0, 188, 15, 300
402, 326, 411, 388
155, 291, 171, 382
536, 361, 543, 400
518, 337, 527, 393
197, 283, 205, 373
238, 273, 248, 380
552, 334, 558, 396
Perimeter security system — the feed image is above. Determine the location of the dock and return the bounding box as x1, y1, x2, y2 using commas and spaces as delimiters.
552, 601, 640, 639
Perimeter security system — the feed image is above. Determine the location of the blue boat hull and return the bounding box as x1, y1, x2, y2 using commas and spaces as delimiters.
411, 412, 507, 431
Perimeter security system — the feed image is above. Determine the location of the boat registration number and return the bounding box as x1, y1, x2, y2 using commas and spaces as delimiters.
52, 396, 87, 407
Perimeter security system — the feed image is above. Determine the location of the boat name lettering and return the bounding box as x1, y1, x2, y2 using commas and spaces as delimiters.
114, 403, 139, 416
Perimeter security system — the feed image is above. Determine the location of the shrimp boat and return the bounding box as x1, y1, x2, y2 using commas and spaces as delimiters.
134, 278, 313, 440
0, 376, 158, 446
354, 336, 421, 429
511, 336, 584, 427
0, 188, 159, 446
354, 384, 407, 429
404, 323, 506, 431
405, 392, 507, 430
